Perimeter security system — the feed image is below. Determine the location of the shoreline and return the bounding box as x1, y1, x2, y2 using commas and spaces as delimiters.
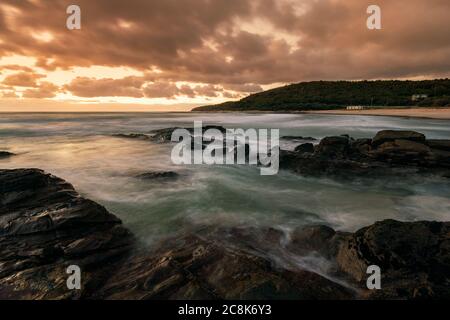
192, 107, 450, 120
304, 107, 450, 120
1, 107, 450, 120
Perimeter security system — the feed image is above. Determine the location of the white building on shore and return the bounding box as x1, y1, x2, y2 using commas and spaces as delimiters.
412, 94, 428, 101
346, 106, 365, 110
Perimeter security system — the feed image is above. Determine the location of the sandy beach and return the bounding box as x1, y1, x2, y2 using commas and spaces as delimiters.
305, 108, 450, 120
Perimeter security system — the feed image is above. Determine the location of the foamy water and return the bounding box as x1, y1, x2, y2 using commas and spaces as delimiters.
1, 112, 449, 247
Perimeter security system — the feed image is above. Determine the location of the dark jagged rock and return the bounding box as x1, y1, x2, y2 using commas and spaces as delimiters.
427, 139, 450, 152
134, 171, 179, 181
281, 136, 317, 141
0, 151, 15, 158
280, 150, 390, 178
289, 220, 450, 300
280, 130, 450, 178
350, 138, 372, 157
314, 136, 351, 160
372, 130, 426, 148
294, 143, 314, 154
288, 225, 347, 259
335, 220, 450, 299
0, 169, 134, 300
371, 139, 431, 165
94, 232, 354, 300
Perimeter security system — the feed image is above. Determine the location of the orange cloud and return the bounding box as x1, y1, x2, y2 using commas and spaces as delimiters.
0, 0, 448, 103
64, 76, 145, 97
0, 65, 34, 72
23, 81, 60, 98
2, 71, 44, 87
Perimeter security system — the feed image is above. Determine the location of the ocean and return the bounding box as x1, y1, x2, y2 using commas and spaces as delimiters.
1, 112, 449, 248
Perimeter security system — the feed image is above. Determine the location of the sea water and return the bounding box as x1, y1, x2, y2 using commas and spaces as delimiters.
1, 112, 449, 247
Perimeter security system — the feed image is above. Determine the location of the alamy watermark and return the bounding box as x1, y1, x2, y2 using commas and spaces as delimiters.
66, 4, 381, 31
367, 265, 381, 290
367, 5, 382, 30
66, 5, 81, 30
170, 121, 280, 176
66, 265, 81, 290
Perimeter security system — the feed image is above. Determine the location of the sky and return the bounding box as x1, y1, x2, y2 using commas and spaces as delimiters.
0, 0, 449, 112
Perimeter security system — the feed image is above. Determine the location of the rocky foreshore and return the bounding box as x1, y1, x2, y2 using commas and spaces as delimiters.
280, 130, 450, 178
1, 169, 449, 300
113, 127, 450, 179
113, 125, 228, 144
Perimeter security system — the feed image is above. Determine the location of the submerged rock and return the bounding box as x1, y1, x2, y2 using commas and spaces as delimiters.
0, 151, 15, 158
294, 143, 314, 154
134, 171, 179, 181
281, 136, 317, 141
112, 133, 151, 140
427, 139, 450, 152
149, 126, 227, 144
149, 127, 182, 143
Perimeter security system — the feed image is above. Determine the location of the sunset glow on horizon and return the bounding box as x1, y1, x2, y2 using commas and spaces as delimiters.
1, 0, 450, 111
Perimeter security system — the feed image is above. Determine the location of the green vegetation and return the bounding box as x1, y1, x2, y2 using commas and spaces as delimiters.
193, 79, 450, 112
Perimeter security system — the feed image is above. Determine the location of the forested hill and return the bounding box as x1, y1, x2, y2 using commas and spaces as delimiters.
193, 80, 450, 112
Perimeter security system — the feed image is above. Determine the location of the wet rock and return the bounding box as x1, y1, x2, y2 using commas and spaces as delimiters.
112, 133, 150, 140
149, 127, 182, 143
0, 169, 134, 300
208, 221, 450, 300
134, 171, 179, 181
294, 143, 314, 154
427, 139, 450, 152
288, 225, 345, 258
372, 130, 426, 148
371, 139, 432, 165
314, 136, 351, 159
376, 140, 431, 154
280, 130, 450, 178
197, 125, 228, 134
350, 139, 372, 157
281, 136, 317, 141
280, 149, 390, 178
335, 220, 450, 299
0, 151, 15, 158
283, 220, 450, 300
95, 233, 355, 300
150, 126, 227, 144
429, 149, 450, 163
